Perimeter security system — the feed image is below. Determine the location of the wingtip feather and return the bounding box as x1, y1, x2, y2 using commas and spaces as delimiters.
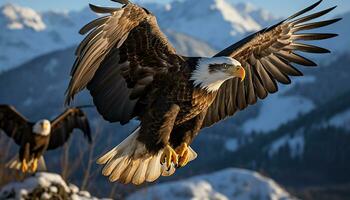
110, 0, 129, 5
286, 0, 323, 21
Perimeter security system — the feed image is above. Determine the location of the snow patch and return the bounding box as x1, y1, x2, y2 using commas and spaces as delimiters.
0, 172, 69, 199
0, 3, 96, 72
329, 109, 350, 131
23, 97, 33, 106
235, 2, 278, 26
268, 129, 305, 158
243, 76, 316, 134
0, 172, 111, 200
150, 0, 275, 49
2, 4, 46, 31
44, 58, 59, 76
127, 168, 296, 200
225, 138, 239, 152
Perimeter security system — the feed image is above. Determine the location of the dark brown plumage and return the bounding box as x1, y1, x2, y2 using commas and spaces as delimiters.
0, 105, 92, 173
65, 0, 340, 184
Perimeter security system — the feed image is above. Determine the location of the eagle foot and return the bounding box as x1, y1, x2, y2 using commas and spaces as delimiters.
32, 158, 38, 172
160, 145, 178, 170
21, 159, 28, 173
175, 142, 189, 168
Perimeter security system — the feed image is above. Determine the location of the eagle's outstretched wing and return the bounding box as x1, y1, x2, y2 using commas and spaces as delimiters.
65, 1, 184, 124
202, 0, 340, 128
48, 108, 92, 150
0, 105, 32, 145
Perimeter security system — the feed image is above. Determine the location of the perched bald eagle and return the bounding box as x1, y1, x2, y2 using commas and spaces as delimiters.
66, 0, 340, 184
0, 105, 92, 173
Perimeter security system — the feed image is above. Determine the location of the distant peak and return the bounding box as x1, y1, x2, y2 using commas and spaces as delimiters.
235, 2, 257, 13
1, 3, 46, 31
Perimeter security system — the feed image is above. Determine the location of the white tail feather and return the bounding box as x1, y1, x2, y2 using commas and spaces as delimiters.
97, 126, 197, 185
6, 155, 47, 173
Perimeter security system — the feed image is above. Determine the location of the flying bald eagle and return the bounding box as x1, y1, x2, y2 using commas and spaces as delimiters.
0, 105, 92, 173
65, 0, 340, 184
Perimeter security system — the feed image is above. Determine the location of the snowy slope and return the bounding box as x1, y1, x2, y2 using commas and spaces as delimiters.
268, 128, 305, 158
242, 76, 316, 134
148, 0, 275, 49
0, 0, 278, 72
0, 172, 111, 200
127, 168, 296, 200
234, 2, 278, 27
328, 109, 350, 131
0, 3, 218, 72
0, 4, 96, 72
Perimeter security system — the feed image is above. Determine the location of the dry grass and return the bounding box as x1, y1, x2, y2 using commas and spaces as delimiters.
0, 134, 23, 187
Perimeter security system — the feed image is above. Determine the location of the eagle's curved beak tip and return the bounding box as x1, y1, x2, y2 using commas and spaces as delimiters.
235, 66, 246, 82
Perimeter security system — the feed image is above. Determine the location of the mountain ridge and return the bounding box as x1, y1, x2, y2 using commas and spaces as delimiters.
0, 0, 277, 72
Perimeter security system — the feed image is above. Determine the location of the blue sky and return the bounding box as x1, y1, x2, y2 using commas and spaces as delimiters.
1, 0, 349, 17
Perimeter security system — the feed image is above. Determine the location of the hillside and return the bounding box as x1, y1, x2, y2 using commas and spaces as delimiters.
193, 89, 350, 200
0, 3, 216, 72
127, 168, 295, 200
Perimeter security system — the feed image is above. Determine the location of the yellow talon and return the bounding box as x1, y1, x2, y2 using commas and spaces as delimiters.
32, 158, 38, 172
21, 159, 28, 173
175, 142, 190, 167
161, 145, 178, 169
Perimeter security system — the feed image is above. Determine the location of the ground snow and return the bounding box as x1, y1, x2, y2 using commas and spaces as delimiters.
0, 172, 111, 200
127, 168, 296, 200
0, 173, 69, 198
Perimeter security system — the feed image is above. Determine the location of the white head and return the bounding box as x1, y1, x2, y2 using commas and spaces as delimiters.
190, 57, 246, 92
32, 119, 51, 136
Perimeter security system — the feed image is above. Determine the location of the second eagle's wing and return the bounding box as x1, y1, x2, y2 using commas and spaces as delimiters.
0, 105, 32, 145
202, 0, 340, 128
66, 1, 185, 124
48, 108, 91, 150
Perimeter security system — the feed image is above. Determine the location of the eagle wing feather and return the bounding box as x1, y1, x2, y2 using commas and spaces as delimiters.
202, 0, 340, 128
66, 2, 184, 124
48, 108, 92, 150
0, 105, 32, 145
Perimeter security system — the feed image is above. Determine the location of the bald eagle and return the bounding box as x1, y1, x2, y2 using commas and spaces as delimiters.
0, 105, 92, 173
66, 0, 340, 184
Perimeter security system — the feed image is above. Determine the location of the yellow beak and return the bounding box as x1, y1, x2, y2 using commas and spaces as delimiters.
232, 66, 246, 82
43, 123, 49, 130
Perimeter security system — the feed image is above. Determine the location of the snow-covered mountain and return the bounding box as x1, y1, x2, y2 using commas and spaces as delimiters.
242, 76, 316, 134
0, 3, 215, 72
127, 168, 296, 200
0, 3, 45, 31
0, 4, 96, 72
1, 0, 348, 73
145, 0, 277, 49
234, 2, 277, 27
0, 0, 278, 72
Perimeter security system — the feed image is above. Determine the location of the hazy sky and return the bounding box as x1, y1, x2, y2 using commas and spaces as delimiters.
1, 0, 349, 17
